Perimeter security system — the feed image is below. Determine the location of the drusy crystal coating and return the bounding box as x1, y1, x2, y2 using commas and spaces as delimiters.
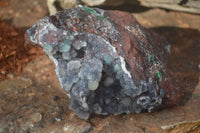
25, 6, 183, 119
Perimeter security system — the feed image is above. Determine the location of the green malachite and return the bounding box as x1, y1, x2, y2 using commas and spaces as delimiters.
83, 6, 95, 14
83, 6, 105, 20
44, 43, 53, 52
157, 71, 162, 78
150, 55, 156, 64
113, 64, 121, 72
104, 55, 112, 65
60, 43, 71, 52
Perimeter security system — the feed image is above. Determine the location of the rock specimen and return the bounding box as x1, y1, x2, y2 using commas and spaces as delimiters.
25, 5, 183, 119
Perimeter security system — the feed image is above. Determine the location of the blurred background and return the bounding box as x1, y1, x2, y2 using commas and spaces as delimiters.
0, 0, 200, 132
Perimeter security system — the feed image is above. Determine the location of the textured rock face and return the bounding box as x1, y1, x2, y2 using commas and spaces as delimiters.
25, 5, 183, 119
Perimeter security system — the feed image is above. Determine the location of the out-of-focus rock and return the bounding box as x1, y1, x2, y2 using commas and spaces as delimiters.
186, 0, 200, 9
16, 111, 42, 132
0, 74, 70, 132
22, 55, 61, 89
0, 76, 32, 93
81, 0, 106, 6
6, 73, 15, 79
47, 0, 126, 15
25, 6, 183, 119
0, 0, 48, 28
30, 112, 42, 124
161, 120, 200, 133
138, 0, 200, 14
47, 0, 80, 15
63, 119, 91, 133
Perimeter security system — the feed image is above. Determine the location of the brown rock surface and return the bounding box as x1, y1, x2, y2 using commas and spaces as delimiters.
161, 120, 200, 133
0, 0, 48, 28
0, 20, 43, 81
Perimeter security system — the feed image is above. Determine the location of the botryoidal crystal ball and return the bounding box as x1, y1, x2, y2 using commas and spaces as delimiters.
25, 5, 183, 119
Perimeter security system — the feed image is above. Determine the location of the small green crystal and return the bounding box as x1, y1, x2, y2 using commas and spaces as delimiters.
153, 71, 162, 81
104, 55, 112, 65
113, 64, 121, 72
150, 55, 156, 64
97, 15, 105, 20
83, 6, 105, 20
44, 43, 53, 52
83, 6, 95, 14
157, 71, 162, 78
59, 39, 71, 52
60, 43, 71, 52
64, 39, 71, 45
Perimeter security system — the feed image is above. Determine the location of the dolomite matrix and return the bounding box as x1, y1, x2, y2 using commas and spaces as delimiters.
25, 5, 183, 119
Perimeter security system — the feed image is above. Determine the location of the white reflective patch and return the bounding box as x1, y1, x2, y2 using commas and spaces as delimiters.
119, 56, 132, 77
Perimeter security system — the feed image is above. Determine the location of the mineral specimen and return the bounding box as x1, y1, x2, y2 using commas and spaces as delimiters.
25, 5, 183, 119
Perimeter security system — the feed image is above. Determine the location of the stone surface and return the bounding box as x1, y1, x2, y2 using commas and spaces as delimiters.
0, 76, 32, 92
139, 0, 200, 14
0, 20, 44, 81
133, 8, 200, 31
0, 0, 48, 28
23, 55, 61, 89
161, 120, 200, 133
63, 118, 91, 133
0, 76, 70, 133
82, 0, 106, 6
25, 6, 183, 119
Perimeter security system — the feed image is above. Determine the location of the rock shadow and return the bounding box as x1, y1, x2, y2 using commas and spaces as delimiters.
151, 26, 200, 105
95, 1, 151, 13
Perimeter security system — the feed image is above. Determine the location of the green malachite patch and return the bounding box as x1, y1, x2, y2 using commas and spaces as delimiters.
97, 15, 105, 20
64, 39, 71, 45
83, 6, 105, 20
113, 64, 121, 72
150, 55, 156, 64
44, 43, 53, 52
60, 43, 71, 52
153, 71, 162, 82
83, 6, 95, 14
104, 55, 112, 65
157, 71, 162, 78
